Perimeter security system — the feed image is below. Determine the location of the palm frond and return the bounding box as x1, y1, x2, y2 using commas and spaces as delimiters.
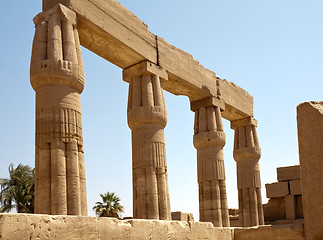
93, 191, 124, 218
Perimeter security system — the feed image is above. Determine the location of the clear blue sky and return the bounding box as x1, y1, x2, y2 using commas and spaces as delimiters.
0, 1, 322, 219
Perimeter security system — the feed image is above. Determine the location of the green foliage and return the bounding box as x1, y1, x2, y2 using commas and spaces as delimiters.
0, 163, 34, 213
93, 192, 124, 218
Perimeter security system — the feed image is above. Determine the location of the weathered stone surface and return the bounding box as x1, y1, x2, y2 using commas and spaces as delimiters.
171, 212, 194, 222
297, 101, 323, 240
277, 165, 300, 182
231, 117, 264, 227
265, 182, 289, 198
42, 0, 253, 120
31, 4, 87, 215
289, 180, 302, 196
0, 214, 306, 239
229, 208, 239, 216
264, 198, 285, 222
125, 61, 171, 220
285, 195, 296, 220
192, 98, 230, 227
234, 224, 305, 240
0, 214, 234, 240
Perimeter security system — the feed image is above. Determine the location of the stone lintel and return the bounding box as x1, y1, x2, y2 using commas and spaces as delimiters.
123, 61, 168, 83
190, 97, 225, 112
42, 0, 254, 121
231, 117, 258, 129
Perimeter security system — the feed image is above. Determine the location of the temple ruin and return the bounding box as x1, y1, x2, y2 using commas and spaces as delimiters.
0, 0, 322, 239
29, 0, 265, 228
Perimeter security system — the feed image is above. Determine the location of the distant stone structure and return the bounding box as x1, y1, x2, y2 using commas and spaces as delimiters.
171, 211, 194, 222
264, 165, 303, 222
297, 101, 323, 240
29, 0, 265, 227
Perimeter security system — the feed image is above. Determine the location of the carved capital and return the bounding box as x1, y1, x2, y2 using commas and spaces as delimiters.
123, 61, 168, 83
232, 116, 261, 162
233, 147, 261, 162
128, 106, 167, 129
193, 104, 226, 149
30, 4, 84, 93
193, 130, 225, 148
126, 62, 168, 129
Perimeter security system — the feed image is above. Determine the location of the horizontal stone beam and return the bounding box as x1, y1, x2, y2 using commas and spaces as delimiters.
42, 0, 253, 121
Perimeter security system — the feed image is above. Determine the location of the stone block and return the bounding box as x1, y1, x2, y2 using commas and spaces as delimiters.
265, 181, 289, 198
277, 165, 300, 182
297, 101, 323, 240
234, 224, 304, 240
285, 195, 296, 220
229, 215, 242, 227
229, 208, 239, 216
190, 96, 225, 111
264, 198, 285, 222
295, 195, 304, 219
42, 0, 254, 121
290, 180, 302, 195
0, 213, 234, 240
171, 211, 194, 221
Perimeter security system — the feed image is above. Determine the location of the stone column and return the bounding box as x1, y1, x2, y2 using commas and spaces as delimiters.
123, 61, 171, 220
30, 4, 87, 215
231, 117, 264, 227
191, 97, 229, 227
297, 101, 323, 240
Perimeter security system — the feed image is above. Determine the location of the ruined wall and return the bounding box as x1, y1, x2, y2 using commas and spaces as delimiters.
297, 101, 323, 240
264, 165, 303, 222
0, 214, 304, 240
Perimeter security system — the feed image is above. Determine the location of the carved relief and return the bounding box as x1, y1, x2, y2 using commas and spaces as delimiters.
192, 98, 230, 227
125, 61, 171, 220
31, 4, 87, 216
231, 117, 264, 227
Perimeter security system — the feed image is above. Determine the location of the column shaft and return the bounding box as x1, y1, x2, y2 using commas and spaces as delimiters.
192, 99, 229, 227
31, 5, 87, 215
232, 117, 264, 227
125, 62, 170, 220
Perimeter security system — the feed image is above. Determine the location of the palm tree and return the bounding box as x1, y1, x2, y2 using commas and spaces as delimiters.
0, 163, 34, 213
93, 192, 124, 218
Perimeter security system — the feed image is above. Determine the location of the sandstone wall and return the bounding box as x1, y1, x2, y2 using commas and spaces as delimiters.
264, 165, 303, 222
0, 214, 304, 240
297, 101, 323, 240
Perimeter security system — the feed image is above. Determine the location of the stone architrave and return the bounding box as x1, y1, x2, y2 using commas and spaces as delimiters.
123, 61, 171, 220
191, 97, 230, 227
297, 101, 323, 240
30, 4, 87, 215
231, 117, 264, 227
